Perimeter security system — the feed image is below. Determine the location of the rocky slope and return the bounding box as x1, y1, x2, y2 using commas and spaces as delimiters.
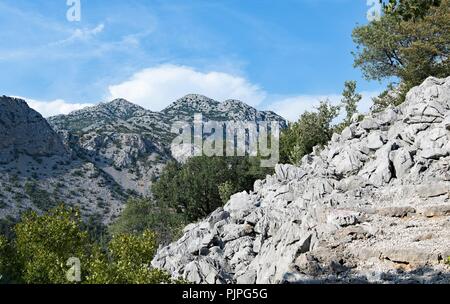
152, 77, 450, 284
0, 96, 126, 224
48, 95, 286, 196
1, 94, 286, 223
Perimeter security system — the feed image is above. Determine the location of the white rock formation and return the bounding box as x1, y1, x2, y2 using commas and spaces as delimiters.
152, 77, 450, 284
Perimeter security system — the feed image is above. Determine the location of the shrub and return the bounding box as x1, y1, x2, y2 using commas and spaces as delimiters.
109, 198, 185, 244
280, 101, 340, 164
152, 156, 271, 222
13, 206, 90, 284
85, 231, 173, 284
1, 206, 177, 284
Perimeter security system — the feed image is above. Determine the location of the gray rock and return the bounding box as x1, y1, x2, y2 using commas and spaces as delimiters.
366, 132, 386, 150
152, 77, 450, 284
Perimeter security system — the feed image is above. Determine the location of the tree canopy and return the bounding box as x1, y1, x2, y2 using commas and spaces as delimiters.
152, 156, 271, 222
353, 0, 449, 99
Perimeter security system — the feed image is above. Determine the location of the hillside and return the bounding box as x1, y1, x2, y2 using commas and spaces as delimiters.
0, 94, 286, 224
152, 77, 450, 284
0, 96, 126, 225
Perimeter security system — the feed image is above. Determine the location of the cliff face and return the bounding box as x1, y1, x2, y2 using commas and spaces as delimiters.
152, 77, 450, 284
0, 96, 67, 164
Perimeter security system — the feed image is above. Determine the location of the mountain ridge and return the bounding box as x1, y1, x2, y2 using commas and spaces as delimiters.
0, 94, 287, 224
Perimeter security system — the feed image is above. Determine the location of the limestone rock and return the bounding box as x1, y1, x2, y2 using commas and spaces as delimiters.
153, 77, 450, 284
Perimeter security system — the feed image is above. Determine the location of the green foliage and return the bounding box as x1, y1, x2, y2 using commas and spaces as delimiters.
153, 157, 270, 222
13, 206, 90, 284
381, 0, 441, 20
341, 81, 362, 126
109, 198, 185, 244
353, 0, 450, 106
218, 181, 236, 204
371, 83, 408, 112
280, 101, 340, 164
0, 216, 18, 240
0, 206, 177, 284
85, 231, 173, 284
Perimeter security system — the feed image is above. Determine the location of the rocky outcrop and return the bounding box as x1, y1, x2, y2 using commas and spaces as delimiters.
0, 97, 127, 223
0, 96, 67, 164
152, 77, 450, 284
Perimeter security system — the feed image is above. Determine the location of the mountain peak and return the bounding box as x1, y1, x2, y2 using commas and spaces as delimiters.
0, 95, 67, 163
100, 98, 145, 112
107, 98, 138, 107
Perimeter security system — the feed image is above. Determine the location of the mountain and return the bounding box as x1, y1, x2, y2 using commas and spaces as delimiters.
162, 94, 287, 125
0, 94, 287, 224
48, 94, 287, 196
0, 96, 67, 164
0, 96, 126, 224
152, 77, 450, 284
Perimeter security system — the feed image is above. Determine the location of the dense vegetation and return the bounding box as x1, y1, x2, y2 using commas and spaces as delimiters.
0, 206, 176, 284
1, 0, 449, 284
353, 0, 449, 109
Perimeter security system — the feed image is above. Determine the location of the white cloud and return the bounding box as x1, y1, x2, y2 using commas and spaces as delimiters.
267, 91, 380, 122
72, 23, 105, 39
49, 23, 105, 46
18, 97, 94, 117
108, 65, 267, 111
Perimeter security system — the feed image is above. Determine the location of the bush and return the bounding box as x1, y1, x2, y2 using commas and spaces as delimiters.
0, 206, 177, 284
109, 198, 185, 244
218, 181, 236, 204
13, 206, 91, 284
85, 231, 173, 284
371, 83, 407, 112
280, 101, 340, 164
152, 156, 271, 222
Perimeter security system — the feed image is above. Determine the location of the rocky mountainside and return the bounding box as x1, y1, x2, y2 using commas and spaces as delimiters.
0, 97, 126, 224
1, 94, 286, 223
48, 94, 286, 196
0, 96, 67, 164
162, 94, 286, 124
152, 77, 450, 284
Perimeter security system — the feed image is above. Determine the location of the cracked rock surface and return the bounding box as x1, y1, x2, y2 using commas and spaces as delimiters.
152, 77, 450, 284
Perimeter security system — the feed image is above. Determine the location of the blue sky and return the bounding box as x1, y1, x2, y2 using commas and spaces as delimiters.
0, 0, 385, 120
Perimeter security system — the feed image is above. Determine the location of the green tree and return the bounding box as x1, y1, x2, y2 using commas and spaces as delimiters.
153, 157, 270, 222
381, 0, 441, 20
280, 101, 340, 164
1, 206, 177, 284
85, 231, 173, 284
13, 206, 91, 284
109, 198, 185, 244
353, 0, 449, 105
341, 81, 362, 126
